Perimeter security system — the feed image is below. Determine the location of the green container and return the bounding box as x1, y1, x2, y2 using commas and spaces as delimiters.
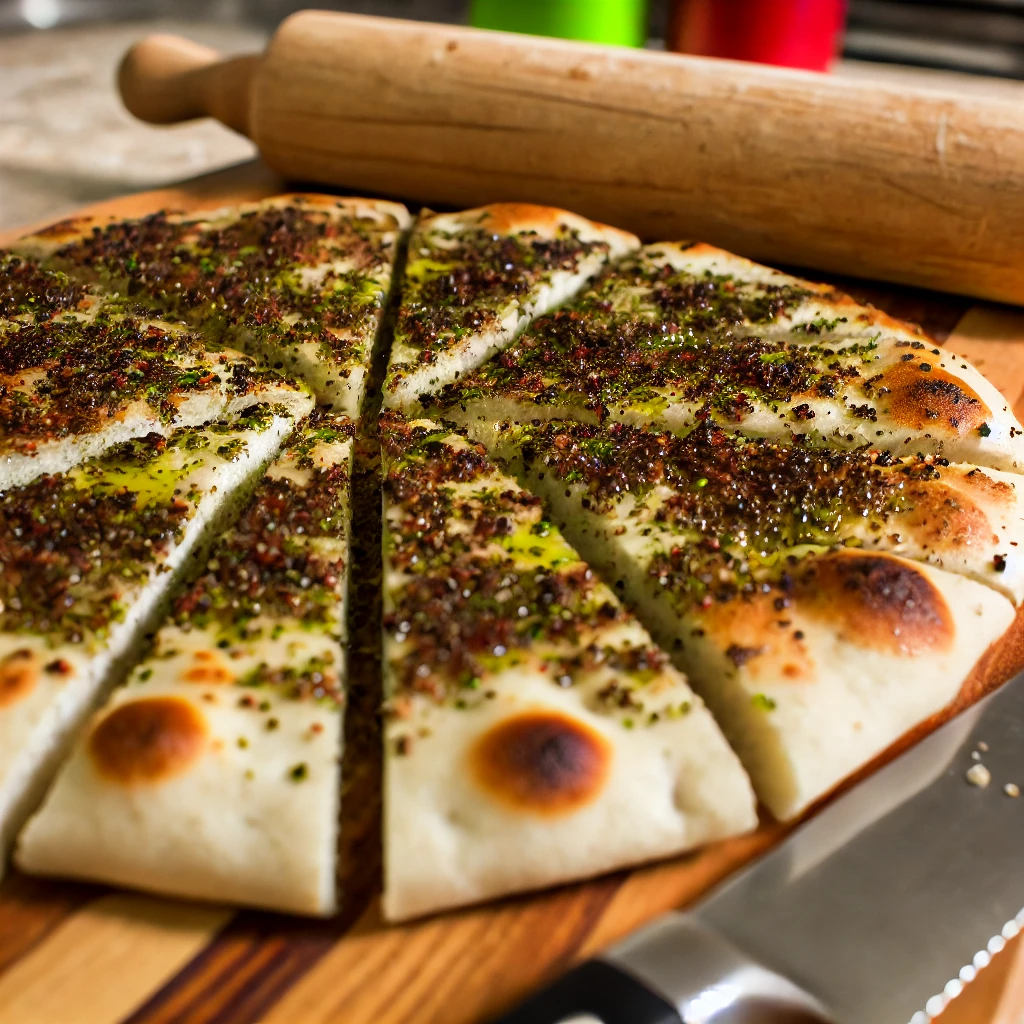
469, 0, 648, 48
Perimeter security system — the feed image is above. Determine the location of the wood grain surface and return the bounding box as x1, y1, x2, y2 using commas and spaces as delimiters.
0, 166, 1022, 1024
118, 12, 1024, 304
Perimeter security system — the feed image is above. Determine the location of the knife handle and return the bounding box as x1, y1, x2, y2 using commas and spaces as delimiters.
495, 915, 839, 1023
492, 959, 681, 1024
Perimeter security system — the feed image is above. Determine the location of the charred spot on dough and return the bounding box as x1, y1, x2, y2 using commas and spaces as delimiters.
0, 649, 38, 707
796, 552, 953, 656
34, 215, 94, 241
89, 697, 207, 785
697, 599, 812, 682
949, 467, 1016, 506
469, 712, 611, 816
877, 362, 988, 435
901, 482, 993, 551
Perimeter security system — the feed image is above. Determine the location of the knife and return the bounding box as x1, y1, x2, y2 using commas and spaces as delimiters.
494, 669, 1024, 1023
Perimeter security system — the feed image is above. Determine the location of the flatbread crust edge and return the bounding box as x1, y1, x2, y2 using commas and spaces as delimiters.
12, 194, 412, 257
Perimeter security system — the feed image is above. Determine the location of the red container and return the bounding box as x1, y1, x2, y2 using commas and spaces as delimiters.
668, 0, 847, 72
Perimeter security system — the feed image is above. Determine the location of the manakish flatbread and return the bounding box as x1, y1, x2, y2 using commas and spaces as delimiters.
501, 420, 1016, 820
14, 195, 410, 417
382, 204, 638, 409
0, 405, 295, 865
379, 414, 756, 921
423, 243, 1024, 473
0, 252, 313, 489
16, 414, 353, 915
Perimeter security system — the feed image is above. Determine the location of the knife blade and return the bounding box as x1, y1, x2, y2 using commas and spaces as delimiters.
495, 669, 1024, 1024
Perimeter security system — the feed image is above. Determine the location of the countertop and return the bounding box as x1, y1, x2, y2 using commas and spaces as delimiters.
0, 20, 262, 230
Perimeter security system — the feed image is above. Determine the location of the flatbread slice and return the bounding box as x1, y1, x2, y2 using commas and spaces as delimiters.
500, 419, 1024, 605
382, 204, 638, 409
15, 195, 410, 416
502, 420, 1016, 819
0, 405, 295, 864
0, 253, 313, 488
16, 414, 353, 915
425, 243, 1024, 473
379, 413, 756, 921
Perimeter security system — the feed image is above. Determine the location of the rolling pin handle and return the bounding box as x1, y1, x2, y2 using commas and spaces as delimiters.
117, 34, 258, 137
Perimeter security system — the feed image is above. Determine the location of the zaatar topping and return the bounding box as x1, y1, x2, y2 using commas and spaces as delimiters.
392, 225, 611, 368
427, 256, 876, 419
645, 262, 812, 329
382, 415, 654, 706
0, 251, 301, 449
512, 417, 980, 615
47, 204, 394, 364
0, 430, 204, 643
173, 415, 351, 662
0, 253, 83, 320
235, 655, 343, 707
515, 418, 928, 546
288, 419, 356, 470
0, 319, 240, 442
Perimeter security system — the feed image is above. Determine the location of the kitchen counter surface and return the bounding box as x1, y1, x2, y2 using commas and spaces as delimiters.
0, 21, 262, 230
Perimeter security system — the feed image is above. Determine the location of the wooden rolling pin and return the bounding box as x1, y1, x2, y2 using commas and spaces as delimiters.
119, 10, 1024, 304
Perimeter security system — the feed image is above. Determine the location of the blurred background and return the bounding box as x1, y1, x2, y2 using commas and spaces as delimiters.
2, 0, 1024, 228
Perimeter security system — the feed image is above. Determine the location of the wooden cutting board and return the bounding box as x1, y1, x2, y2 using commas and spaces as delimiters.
1, 162, 1024, 1024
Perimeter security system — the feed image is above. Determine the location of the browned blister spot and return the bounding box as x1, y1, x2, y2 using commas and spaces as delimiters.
697, 601, 812, 683
0, 649, 39, 707
876, 361, 989, 435
696, 551, 953, 676
469, 711, 611, 816
30, 215, 96, 241
795, 551, 953, 657
89, 697, 207, 785
946, 467, 1016, 506
901, 482, 994, 551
